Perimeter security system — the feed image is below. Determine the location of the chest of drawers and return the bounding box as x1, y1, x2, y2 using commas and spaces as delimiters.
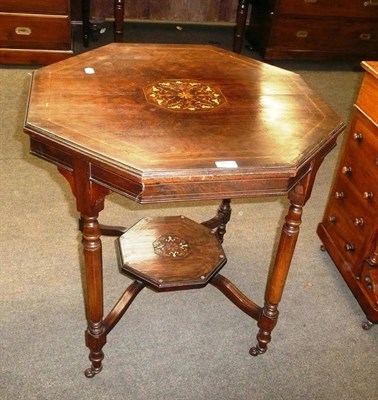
246, 0, 378, 60
317, 61, 378, 326
0, 0, 72, 65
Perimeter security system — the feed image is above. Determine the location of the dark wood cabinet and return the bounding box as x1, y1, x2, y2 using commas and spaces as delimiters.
0, 0, 73, 65
317, 61, 378, 326
87, 0, 240, 23
246, 0, 378, 61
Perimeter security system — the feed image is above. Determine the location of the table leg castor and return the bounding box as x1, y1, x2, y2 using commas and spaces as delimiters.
84, 365, 102, 378
362, 320, 374, 330
249, 344, 267, 356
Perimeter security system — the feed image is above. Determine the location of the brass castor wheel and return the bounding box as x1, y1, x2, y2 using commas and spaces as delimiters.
249, 345, 266, 357
362, 320, 374, 330
84, 366, 102, 378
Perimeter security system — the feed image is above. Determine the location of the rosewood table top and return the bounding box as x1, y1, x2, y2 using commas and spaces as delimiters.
24, 43, 345, 377
25, 43, 344, 203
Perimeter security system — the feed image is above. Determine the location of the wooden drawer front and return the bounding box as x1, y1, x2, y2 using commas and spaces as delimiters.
270, 18, 378, 53
325, 189, 373, 246
323, 190, 373, 274
360, 261, 378, 305
360, 229, 378, 306
0, 14, 71, 50
340, 115, 378, 198
0, 0, 68, 15
357, 72, 378, 123
0, 0, 69, 14
277, 0, 378, 18
330, 171, 374, 224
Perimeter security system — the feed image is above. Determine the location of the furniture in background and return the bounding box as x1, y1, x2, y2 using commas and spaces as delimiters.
24, 43, 344, 376
82, 0, 250, 53
245, 0, 378, 61
318, 62, 378, 329
0, 0, 73, 65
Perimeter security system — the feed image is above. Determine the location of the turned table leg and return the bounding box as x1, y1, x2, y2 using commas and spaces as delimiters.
58, 162, 111, 377
250, 202, 303, 355
250, 158, 324, 355
81, 214, 107, 377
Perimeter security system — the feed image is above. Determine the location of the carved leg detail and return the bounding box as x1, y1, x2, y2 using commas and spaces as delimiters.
202, 199, 232, 243
250, 302, 278, 356
252, 202, 303, 355
216, 199, 232, 243
79, 217, 127, 237
81, 214, 106, 377
84, 326, 106, 378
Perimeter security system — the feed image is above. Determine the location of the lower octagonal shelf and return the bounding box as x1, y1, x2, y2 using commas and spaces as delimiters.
116, 216, 227, 291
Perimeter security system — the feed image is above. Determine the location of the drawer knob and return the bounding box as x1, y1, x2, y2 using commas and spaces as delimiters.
354, 217, 364, 226
353, 132, 363, 142
363, 191, 374, 200
341, 166, 352, 175
328, 216, 336, 223
359, 33, 372, 41
15, 27, 32, 36
296, 30, 309, 38
364, 276, 372, 291
335, 191, 345, 199
345, 243, 355, 252
364, 1, 378, 6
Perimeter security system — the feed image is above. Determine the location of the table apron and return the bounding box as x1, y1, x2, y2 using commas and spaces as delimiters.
28, 133, 326, 203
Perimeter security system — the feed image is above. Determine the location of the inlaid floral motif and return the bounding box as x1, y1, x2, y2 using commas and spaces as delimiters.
144, 80, 225, 111
153, 235, 191, 258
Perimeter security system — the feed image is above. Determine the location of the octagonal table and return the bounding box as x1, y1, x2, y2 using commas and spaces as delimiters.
24, 43, 345, 377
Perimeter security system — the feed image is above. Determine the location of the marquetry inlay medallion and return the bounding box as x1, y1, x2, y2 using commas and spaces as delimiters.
144, 80, 225, 111
153, 235, 191, 258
